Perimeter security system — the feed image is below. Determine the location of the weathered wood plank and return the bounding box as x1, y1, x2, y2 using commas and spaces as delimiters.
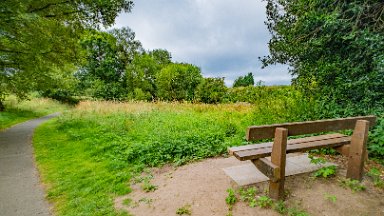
346, 120, 370, 181
228, 133, 348, 155
234, 136, 351, 161
246, 116, 376, 141
269, 128, 288, 200
252, 158, 280, 182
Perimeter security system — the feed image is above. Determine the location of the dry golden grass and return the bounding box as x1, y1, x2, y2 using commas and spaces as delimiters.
75, 100, 254, 115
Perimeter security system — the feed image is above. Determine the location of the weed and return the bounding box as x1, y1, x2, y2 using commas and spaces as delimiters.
273, 200, 287, 214
287, 207, 310, 216
367, 168, 384, 189
239, 187, 257, 202
141, 180, 158, 192
176, 204, 192, 215
324, 193, 337, 203
313, 165, 337, 178
339, 178, 366, 192
138, 197, 153, 205
122, 198, 133, 206
238, 187, 258, 207
225, 188, 237, 210
256, 195, 273, 208
308, 154, 327, 165
226, 212, 233, 216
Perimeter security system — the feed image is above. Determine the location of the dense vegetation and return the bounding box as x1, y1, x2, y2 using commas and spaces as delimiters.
262, 0, 384, 113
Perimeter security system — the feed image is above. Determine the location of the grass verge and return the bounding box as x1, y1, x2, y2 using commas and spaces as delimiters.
0, 96, 70, 130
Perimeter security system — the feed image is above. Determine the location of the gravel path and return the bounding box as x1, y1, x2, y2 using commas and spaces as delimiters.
0, 113, 60, 216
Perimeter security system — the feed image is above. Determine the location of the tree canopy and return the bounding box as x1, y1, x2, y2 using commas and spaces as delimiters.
233, 72, 255, 87
0, 0, 133, 109
262, 0, 384, 112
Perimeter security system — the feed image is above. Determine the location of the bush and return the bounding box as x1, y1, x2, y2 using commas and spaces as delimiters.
368, 117, 384, 162
196, 77, 227, 104
40, 89, 79, 105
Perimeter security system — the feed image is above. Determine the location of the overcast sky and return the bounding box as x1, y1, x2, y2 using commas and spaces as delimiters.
114, 0, 291, 86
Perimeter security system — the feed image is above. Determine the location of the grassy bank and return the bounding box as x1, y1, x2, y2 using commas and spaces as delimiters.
0, 96, 70, 130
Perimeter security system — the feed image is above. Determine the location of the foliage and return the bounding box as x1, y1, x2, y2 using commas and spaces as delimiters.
225, 188, 237, 210
313, 166, 337, 178
339, 179, 366, 192
238, 187, 257, 204
176, 204, 192, 215
262, 0, 384, 111
156, 63, 203, 101
256, 195, 273, 208
367, 168, 384, 188
125, 50, 172, 100
368, 117, 384, 161
196, 77, 227, 104
324, 193, 337, 203
141, 180, 158, 192
233, 72, 254, 87
0, 0, 133, 109
77, 28, 142, 100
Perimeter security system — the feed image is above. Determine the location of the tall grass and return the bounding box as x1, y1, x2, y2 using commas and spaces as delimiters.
34, 101, 256, 215
0, 96, 70, 130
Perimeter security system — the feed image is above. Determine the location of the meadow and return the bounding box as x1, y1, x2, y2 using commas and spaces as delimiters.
33, 101, 259, 215
2, 86, 381, 216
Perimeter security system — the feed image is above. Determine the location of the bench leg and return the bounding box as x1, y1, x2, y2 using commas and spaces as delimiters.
346, 120, 370, 181
269, 128, 288, 200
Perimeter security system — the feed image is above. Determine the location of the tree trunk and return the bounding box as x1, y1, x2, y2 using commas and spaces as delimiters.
0, 100, 5, 112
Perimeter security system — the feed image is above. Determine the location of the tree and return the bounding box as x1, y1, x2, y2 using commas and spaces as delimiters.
0, 0, 133, 110
125, 49, 172, 100
196, 77, 227, 104
77, 28, 143, 100
156, 63, 202, 101
262, 0, 384, 112
233, 72, 254, 87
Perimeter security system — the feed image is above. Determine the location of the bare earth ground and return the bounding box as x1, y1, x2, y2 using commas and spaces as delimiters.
115, 156, 384, 216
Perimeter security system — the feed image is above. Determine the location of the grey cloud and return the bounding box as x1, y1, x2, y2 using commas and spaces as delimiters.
114, 0, 291, 86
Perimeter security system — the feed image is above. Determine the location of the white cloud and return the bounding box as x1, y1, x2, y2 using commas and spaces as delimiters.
114, 0, 291, 86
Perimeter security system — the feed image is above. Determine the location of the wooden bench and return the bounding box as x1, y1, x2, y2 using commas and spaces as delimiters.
228, 116, 376, 200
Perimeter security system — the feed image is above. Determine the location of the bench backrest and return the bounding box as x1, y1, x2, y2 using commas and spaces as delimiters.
246, 116, 376, 141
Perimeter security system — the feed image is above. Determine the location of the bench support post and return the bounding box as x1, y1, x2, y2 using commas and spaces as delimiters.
346, 120, 369, 181
269, 127, 288, 200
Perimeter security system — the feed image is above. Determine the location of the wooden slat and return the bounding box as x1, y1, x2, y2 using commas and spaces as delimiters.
228, 133, 348, 155
252, 158, 280, 182
246, 116, 376, 141
234, 136, 351, 161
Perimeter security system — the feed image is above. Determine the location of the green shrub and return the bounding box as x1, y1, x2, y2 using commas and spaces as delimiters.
368, 117, 384, 162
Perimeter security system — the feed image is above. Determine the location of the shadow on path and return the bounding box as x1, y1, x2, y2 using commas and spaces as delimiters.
0, 113, 60, 216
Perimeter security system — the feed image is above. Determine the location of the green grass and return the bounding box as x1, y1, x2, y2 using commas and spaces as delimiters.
0, 96, 70, 130
33, 101, 255, 215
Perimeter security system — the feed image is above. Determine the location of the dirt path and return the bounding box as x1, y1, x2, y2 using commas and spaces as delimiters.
115, 157, 384, 216
0, 113, 59, 216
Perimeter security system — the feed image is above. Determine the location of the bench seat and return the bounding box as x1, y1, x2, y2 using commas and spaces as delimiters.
229, 133, 351, 161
